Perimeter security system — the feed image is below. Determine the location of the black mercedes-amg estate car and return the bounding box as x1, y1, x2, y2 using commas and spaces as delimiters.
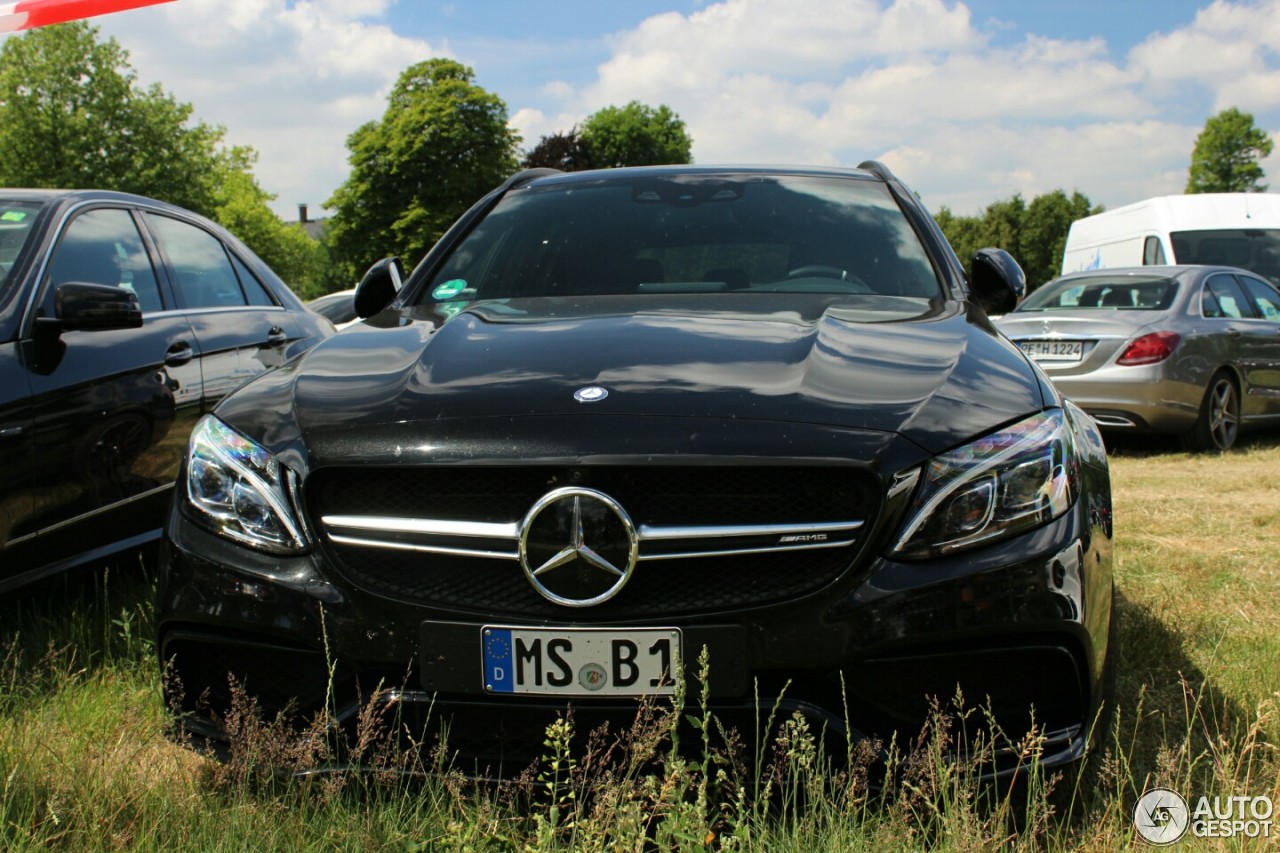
158, 163, 1114, 777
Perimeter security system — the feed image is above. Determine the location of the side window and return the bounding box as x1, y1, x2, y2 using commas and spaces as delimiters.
43, 208, 163, 314
1203, 274, 1250, 319
1239, 275, 1280, 322
230, 254, 276, 306
1142, 236, 1166, 265
146, 213, 246, 309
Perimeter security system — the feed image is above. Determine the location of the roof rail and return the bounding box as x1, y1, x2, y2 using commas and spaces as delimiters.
501, 168, 562, 192
856, 160, 897, 183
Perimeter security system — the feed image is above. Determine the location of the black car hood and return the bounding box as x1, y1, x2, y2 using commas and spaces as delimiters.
263, 293, 1042, 456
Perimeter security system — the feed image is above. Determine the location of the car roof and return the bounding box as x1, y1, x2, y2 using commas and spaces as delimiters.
1050, 265, 1253, 282
518, 163, 891, 191
0, 187, 194, 211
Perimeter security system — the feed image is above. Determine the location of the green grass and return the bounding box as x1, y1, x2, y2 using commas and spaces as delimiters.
4, 438, 1280, 850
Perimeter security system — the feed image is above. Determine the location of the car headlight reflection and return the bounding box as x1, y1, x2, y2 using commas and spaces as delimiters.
892, 409, 1075, 559
185, 415, 307, 554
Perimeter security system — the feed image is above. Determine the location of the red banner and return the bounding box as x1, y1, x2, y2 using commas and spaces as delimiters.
0, 0, 176, 32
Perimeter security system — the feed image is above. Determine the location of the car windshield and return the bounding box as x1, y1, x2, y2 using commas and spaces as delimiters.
1172, 228, 1280, 284
420, 174, 941, 303
0, 200, 45, 291
1017, 276, 1178, 311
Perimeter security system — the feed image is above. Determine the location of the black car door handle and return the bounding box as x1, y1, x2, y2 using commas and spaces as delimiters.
165, 342, 195, 366
266, 326, 289, 347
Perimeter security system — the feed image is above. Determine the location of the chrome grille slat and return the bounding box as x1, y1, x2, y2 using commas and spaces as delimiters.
324, 516, 519, 539
327, 533, 518, 561
322, 514, 863, 561
636, 520, 864, 541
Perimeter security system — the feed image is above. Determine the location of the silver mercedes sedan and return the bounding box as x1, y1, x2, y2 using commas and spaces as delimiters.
996, 265, 1280, 451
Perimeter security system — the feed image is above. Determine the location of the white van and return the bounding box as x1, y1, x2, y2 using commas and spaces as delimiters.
1061, 193, 1280, 284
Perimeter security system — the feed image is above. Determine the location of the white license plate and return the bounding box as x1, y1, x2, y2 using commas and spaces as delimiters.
481, 626, 681, 696
1019, 340, 1084, 362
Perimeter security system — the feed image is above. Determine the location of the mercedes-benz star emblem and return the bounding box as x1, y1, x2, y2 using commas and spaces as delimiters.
518, 487, 638, 607
574, 385, 609, 403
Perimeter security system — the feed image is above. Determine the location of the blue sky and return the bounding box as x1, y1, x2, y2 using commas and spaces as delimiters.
91, 0, 1280, 221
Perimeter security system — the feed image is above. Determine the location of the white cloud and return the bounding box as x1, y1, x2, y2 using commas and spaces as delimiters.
95, 0, 1280, 224
100, 0, 437, 216
559, 0, 1280, 212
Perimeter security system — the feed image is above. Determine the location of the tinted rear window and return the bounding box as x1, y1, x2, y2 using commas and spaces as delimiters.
1019, 277, 1178, 311
421, 174, 940, 303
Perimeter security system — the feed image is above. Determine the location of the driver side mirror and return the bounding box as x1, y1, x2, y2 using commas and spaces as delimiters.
354, 257, 406, 319
37, 282, 143, 332
969, 248, 1026, 316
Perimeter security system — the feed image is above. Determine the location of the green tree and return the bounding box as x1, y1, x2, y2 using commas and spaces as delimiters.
1019, 190, 1097, 286
580, 101, 692, 168
1186, 107, 1273, 193
211, 152, 326, 297
0, 21, 224, 214
324, 59, 520, 284
935, 190, 1098, 291
0, 21, 321, 291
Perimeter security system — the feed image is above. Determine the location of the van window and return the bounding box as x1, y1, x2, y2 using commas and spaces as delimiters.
1171, 229, 1280, 281
1142, 236, 1166, 265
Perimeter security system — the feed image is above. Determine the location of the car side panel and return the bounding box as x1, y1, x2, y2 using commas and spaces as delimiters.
12, 315, 203, 579
1233, 274, 1280, 419
183, 307, 303, 407
0, 340, 36, 584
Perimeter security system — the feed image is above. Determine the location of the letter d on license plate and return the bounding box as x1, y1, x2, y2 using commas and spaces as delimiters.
482, 626, 681, 696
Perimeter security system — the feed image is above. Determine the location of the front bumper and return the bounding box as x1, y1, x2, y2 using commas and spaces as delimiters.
158, 493, 1113, 777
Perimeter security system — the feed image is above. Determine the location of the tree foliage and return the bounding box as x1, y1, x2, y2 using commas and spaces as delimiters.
580, 101, 692, 168
1186, 107, 1273, 194
522, 127, 595, 171
211, 153, 326, 298
324, 59, 520, 285
935, 190, 1098, 290
0, 21, 323, 293
0, 21, 225, 214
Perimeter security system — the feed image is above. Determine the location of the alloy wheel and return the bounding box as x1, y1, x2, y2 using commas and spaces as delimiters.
1206, 377, 1239, 451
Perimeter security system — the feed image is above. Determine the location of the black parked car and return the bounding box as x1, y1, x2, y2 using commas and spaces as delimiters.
0, 189, 332, 593
159, 164, 1114, 778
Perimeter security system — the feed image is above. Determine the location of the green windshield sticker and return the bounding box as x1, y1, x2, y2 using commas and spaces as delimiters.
1, 211, 27, 222
432, 279, 468, 300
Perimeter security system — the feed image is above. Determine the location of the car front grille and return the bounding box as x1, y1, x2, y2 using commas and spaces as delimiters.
306, 465, 878, 619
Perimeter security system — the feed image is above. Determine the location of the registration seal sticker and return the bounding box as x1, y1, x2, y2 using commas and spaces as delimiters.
1, 211, 26, 222
578, 662, 607, 691
432, 279, 468, 300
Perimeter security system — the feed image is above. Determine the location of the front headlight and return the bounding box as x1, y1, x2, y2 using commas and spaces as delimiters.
184, 415, 307, 554
891, 409, 1075, 559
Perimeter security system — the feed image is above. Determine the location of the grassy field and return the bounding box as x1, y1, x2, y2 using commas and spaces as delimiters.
2, 437, 1279, 850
